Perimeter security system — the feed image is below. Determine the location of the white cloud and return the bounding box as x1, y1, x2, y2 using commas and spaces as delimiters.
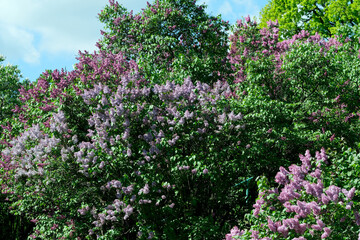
0, 25, 40, 64
0, 0, 111, 62
0, 0, 173, 64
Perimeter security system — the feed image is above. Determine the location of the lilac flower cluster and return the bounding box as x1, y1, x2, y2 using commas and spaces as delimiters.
225, 148, 359, 239
2, 123, 61, 180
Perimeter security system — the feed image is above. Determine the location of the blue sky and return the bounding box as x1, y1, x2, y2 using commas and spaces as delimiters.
0, 0, 269, 82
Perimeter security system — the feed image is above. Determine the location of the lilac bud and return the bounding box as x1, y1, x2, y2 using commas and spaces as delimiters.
99, 161, 105, 169
347, 187, 356, 200
321, 227, 331, 238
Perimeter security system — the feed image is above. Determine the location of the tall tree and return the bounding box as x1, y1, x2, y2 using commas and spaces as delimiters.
258, 0, 360, 41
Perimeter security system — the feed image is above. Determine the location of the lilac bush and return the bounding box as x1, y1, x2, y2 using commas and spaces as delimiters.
226, 17, 360, 179
0, 48, 147, 239
225, 148, 360, 239
1, 54, 248, 238
76, 76, 246, 238
222, 16, 360, 240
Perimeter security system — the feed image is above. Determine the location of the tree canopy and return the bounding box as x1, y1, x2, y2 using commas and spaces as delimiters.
258, 0, 360, 42
0, 56, 29, 124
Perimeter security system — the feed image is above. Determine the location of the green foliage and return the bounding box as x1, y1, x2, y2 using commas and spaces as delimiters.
0, 55, 29, 124
327, 146, 360, 199
258, 0, 360, 42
